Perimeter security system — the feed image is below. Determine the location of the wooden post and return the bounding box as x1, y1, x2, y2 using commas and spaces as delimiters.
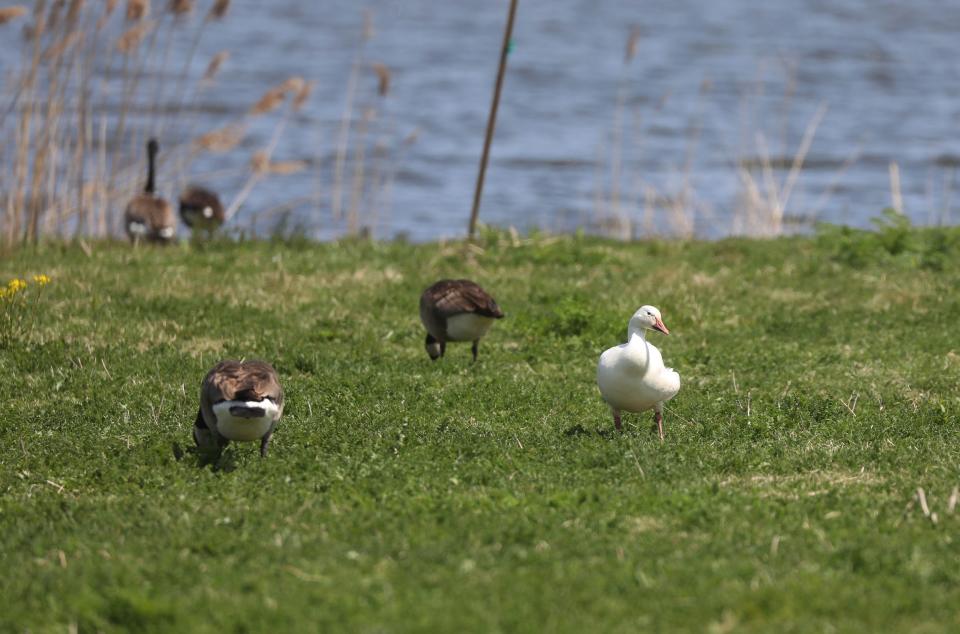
467, 0, 518, 241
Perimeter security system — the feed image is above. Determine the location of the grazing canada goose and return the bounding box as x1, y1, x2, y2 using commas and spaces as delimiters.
179, 185, 225, 235
194, 359, 284, 457
124, 138, 175, 243
597, 306, 680, 439
419, 279, 504, 361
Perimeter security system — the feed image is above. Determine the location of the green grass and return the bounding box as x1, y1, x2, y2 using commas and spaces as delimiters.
2, 228, 960, 633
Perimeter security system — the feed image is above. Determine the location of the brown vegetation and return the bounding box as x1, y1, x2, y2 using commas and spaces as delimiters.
0, 0, 315, 249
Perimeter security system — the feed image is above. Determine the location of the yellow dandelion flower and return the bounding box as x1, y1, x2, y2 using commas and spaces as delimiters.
32, 274, 51, 286
7, 278, 27, 293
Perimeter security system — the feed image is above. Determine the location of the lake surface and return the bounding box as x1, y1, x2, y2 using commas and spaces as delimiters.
11, 0, 960, 240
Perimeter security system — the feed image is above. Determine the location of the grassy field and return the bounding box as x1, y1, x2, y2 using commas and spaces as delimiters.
2, 225, 960, 632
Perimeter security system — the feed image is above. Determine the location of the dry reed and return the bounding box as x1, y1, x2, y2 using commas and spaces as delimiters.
624, 25, 640, 63
329, 11, 375, 223
307, 8, 416, 238
125, 0, 147, 21
266, 160, 307, 176
208, 0, 228, 20
0, 0, 304, 248
293, 80, 315, 111
202, 50, 229, 81
116, 21, 150, 52
250, 152, 305, 176
371, 63, 391, 97
595, 40, 844, 240
250, 77, 304, 116
196, 125, 245, 152
599, 24, 642, 239
889, 162, 903, 213
168, 0, 192, 15
222, 74, 313, 224
0, 5, 28, 24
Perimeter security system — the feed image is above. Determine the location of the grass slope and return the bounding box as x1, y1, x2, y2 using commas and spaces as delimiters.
2, 229, 959, 632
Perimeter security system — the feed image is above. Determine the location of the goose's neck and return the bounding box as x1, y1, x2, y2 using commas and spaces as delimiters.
627, 328, 647, 343
145, 146, 157, 194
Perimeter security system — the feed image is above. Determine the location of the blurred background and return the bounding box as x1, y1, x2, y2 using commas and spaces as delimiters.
2, 0, 959, 244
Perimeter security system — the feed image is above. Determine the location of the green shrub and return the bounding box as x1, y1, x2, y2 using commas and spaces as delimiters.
816, 208, 960, 269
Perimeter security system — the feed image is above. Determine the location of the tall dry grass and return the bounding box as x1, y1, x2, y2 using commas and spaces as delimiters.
0, 0, 306, 249
594, 31, 863, 240
311, 9, 417, 239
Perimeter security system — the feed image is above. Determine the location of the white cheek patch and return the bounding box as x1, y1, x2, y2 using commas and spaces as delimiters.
202, 206, 213, 218
212, 399, 280, 442
159, 226, 175, 238
129, 221, 147, 235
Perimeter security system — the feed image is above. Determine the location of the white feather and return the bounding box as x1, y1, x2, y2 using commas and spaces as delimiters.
597, 332, 680, 413
212, 399, 280, 442
446, 313, 495, 341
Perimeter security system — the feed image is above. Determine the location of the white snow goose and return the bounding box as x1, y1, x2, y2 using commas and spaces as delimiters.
194, 360, 284, 457
597, 305, 680, 439
419, 279, 504, 361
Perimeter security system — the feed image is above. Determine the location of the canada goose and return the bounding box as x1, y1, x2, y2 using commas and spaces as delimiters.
124, 138, 175, 243
597, 306, 680, 439
419, 279, 504, 361
179, 185, 224, 235
194, 359, 284, 457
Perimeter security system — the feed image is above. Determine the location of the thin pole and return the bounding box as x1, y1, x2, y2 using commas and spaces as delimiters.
468, 0, 518, 241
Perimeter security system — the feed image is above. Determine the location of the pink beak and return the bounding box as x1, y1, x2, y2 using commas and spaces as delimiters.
652, 316, 670, 335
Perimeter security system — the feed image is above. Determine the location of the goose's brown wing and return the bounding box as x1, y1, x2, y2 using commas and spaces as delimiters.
239, 360, 284, 408
203, 360, 282, 401
150, 199, 175, 232
125, 194, 174, 240
200, 360, 284, 422
179, 185, 224, 226
422, 279, 504, 319
124, 194, 152, 228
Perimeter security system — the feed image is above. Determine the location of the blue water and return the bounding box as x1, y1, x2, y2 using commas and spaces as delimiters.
7, 0, 960, 240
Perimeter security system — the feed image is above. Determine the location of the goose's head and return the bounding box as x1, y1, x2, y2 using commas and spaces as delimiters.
629, 305, 670, 336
